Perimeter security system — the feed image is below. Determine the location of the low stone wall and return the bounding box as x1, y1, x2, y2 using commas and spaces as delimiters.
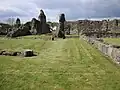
82, 36, 120, 64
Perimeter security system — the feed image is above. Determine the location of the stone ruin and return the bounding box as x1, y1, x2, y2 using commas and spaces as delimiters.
30, 10, 51, 35
66, 19, 120, 38
49, 13, 66, 40
30, 18, 41, 35
1, 8, 120, 39
5, 9, 51, 37
64, 22, 70, 35
3, 9, 120, 38
38, 10, 51, 34
56, 13, 66, 39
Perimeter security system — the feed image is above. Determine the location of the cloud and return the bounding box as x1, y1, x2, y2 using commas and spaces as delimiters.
0, 0, 120, 23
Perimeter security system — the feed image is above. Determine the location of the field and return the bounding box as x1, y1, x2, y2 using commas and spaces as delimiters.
104, 38, 120, 45
0, 35, 120, 90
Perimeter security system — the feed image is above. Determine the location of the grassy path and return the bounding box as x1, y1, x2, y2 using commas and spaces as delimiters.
104, 38, 120, 45
0, 37, 120, 90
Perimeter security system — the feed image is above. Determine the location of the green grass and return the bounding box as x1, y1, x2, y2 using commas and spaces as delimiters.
0, 35, 120, 90
104, 38, 120, 45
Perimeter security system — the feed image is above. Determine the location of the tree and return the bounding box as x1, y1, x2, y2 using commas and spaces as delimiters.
47, 22, 58, 28
16, 18, 21, 28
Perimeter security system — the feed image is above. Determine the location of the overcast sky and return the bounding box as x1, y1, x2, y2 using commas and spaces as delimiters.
0, 0, 120, 23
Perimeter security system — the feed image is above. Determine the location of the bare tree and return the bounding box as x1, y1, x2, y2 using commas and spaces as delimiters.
6, 17, 15, 26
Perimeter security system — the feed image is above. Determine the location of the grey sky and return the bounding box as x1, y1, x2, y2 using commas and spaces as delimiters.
0, 0, 120, 22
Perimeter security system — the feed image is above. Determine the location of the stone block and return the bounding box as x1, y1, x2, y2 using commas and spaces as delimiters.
23, 49, 34, 57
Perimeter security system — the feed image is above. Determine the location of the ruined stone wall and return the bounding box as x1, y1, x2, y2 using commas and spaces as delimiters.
78, 20, 102, 33
66, 20, 102, 35
108, 19, 120, 33
67, 19, 120, 37
101, 20, 108, 32
66, 21, 78, 34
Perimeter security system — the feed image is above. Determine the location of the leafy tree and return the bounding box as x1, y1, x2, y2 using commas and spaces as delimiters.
15, 18, 21, 28
47, 22, 58, 28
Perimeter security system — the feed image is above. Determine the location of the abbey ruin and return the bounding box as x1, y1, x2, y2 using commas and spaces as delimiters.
0, 9, 120, 38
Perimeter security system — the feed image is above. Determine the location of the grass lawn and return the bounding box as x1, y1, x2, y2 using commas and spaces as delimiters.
104, 38, 120, 45
0, 35, 120, 90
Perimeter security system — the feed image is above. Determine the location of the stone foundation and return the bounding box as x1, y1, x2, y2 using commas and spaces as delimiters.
0, 50, 36, 57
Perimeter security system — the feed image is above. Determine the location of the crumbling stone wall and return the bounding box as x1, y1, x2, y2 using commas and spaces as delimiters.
77, 20, 102, 37
29, 10, 51, 35
66, 21, 78, 34
67, 19, 120, 38
108, 19, 120, 33
30, 18, 41, 35
64, 22, 70, 35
